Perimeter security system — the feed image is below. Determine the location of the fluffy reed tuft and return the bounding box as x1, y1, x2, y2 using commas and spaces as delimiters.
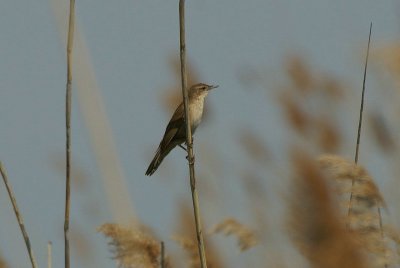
288, 150, 366, 268
318, 155, 385, 212
98, 223, 165, 268
318, 154, 393, 267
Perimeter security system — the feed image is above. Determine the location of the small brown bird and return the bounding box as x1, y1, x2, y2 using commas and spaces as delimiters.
146, 83, 218, 176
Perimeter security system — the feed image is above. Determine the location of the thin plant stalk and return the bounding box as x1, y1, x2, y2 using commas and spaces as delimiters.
65, 1, 75, 268
348, 23, 387, 267
348, 22, 372, 218
0, 162, 38, 268
48, 241, 52, 268
377, 196, 388, 267
160, 241, 165, 268
178, 1, 208, 267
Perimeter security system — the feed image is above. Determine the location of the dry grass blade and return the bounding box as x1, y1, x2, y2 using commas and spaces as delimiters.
98, 223, 165, 268
288, 151, 366, 268
210, 218, 257, 251
0, 162, 38, 268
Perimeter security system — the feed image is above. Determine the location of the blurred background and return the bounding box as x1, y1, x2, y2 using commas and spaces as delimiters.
1, 0, 400, 267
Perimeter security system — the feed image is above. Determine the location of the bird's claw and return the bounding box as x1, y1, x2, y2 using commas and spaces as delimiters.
179, 144, 188, 152
186, 154, 195, 165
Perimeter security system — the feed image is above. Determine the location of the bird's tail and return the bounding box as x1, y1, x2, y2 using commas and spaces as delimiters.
145, 146, 167, 176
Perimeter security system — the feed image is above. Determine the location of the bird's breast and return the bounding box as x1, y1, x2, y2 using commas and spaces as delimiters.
189, 99, 204, 131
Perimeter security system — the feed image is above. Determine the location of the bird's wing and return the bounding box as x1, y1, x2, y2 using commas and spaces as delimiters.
160, 103, 186, 148
168, 103, 185, 127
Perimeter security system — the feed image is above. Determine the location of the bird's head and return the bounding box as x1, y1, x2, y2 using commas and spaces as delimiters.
189, 83, 218, 99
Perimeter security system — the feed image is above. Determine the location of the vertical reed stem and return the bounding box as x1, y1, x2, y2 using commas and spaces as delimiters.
178, 1, 208, 267
65, 1, 75, 268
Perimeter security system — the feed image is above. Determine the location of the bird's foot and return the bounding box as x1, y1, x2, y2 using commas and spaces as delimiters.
186, 154, 195, 165
179, 143, 195, 164
178, 144, 188, 152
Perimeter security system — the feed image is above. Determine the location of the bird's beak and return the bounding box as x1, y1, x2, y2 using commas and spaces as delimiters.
208, 85, 219, 91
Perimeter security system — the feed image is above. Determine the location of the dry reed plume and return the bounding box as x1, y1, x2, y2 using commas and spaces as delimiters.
98, 223, 169, 268
318, 155, 385, 211
288, 151, 366, 268
318, 154, 397, 267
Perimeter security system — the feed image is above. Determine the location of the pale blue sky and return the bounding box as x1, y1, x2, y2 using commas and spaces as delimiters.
1, 1, 399, 267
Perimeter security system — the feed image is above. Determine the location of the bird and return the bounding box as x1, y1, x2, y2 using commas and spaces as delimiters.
146, 83, 218, 176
